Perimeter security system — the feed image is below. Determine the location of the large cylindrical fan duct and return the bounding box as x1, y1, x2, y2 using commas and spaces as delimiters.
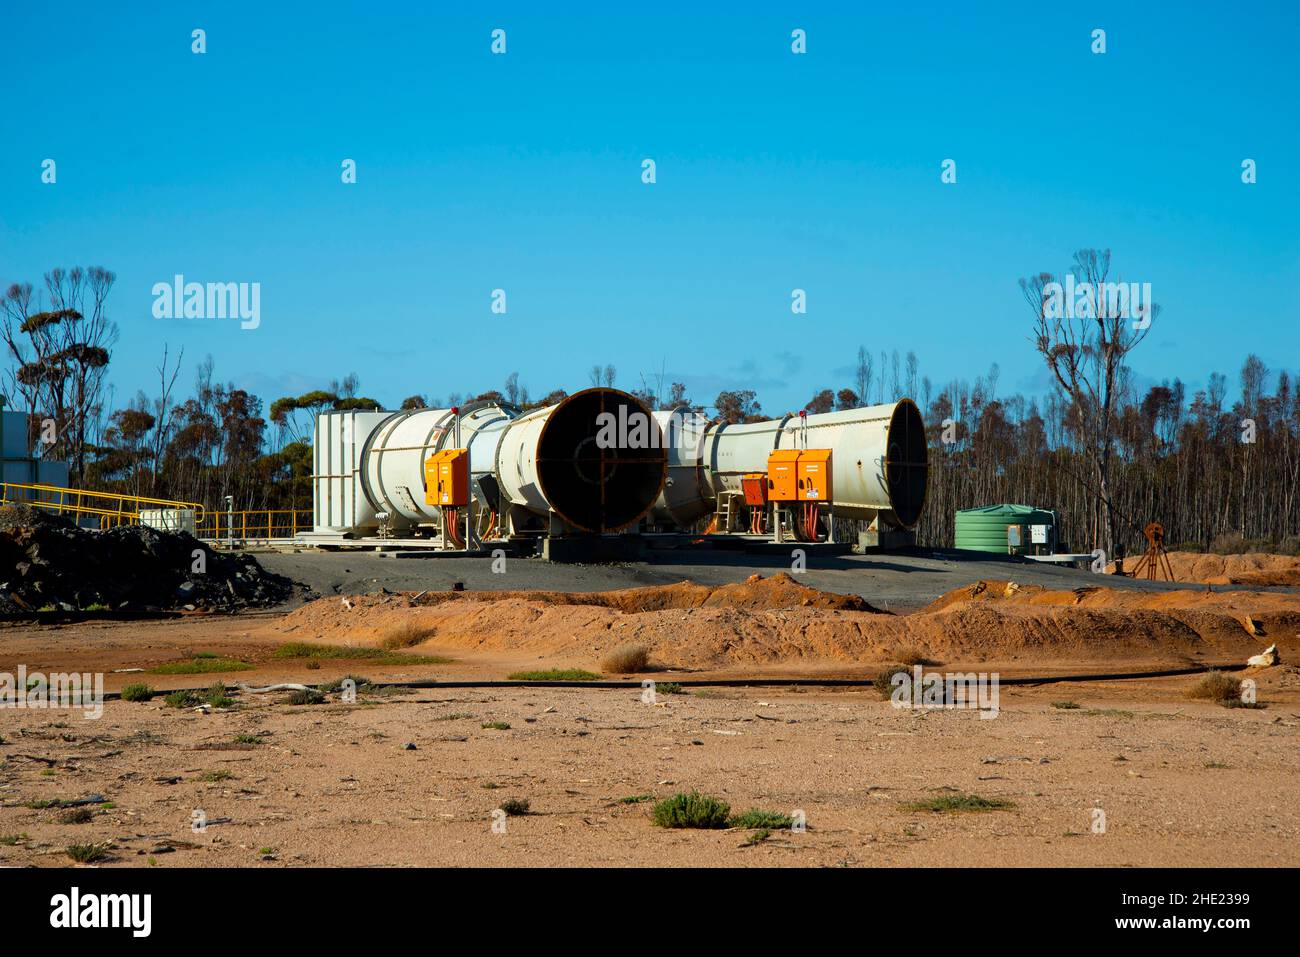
313, 388, 666, 537
496, 389, 667, 533
648, 398, 928, 530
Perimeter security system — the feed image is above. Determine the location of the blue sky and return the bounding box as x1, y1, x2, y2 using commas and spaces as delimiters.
2, 1, 1297, 418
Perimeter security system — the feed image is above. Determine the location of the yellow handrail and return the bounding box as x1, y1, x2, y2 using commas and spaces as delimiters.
1, 482, 313, 542
0, 481, 205, 527
196, 509, 313, 542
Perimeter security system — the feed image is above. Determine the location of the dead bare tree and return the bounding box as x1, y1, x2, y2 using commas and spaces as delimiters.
854, 347, 873, 409
1021, 249, 1156, 556
149, 344, 185, 488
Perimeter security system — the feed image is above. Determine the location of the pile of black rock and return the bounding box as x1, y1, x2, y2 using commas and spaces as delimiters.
0, 505, 296, 614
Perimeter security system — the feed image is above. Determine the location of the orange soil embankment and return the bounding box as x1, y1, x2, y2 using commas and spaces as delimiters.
1160, 551, 1300, 587
271, 574, 1297, 673
1108, 551, 1300, 586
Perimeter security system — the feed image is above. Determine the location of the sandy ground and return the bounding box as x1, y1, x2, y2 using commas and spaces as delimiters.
0, 678, 1296, 868
2, 554, 1297, 868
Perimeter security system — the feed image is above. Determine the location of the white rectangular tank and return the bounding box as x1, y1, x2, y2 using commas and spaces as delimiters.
312, 409, 392, 534
140, 508, 198, 534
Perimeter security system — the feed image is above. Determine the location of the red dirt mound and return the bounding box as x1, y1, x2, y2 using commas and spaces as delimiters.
1163, 551, 1300, 587
1108, 551, 1300, 586
396, 573, 882, 614
271, 575, 1297, 673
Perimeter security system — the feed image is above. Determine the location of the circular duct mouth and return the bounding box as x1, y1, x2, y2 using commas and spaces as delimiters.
535, 388, 668, 533
884, 398, 928, 529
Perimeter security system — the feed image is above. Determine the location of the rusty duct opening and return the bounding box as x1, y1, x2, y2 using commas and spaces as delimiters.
535, 389, 667, 533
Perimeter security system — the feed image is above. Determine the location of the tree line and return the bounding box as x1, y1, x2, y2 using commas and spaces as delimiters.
4, 255, 1297, 555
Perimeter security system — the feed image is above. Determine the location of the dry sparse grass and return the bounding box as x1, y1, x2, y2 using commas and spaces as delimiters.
892, 646, 937, 667
378, 620, 436, 650
272, 642, 446, 665
601, 643, 651, 673
873, 666, 910, 699
1185, 670, 1241, 703
66, 842, 112, 863
148, 656, 252, 675
903, 793, 1015, 813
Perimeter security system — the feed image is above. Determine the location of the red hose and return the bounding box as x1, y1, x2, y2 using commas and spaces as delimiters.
796, 502, 820, 543
446, 507, 465, 548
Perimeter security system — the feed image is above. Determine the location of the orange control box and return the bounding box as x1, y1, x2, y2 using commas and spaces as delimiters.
766, 450, 802, 502
796, 449, 832, 501
425, 448, 469, 507
741, 473, 768, 507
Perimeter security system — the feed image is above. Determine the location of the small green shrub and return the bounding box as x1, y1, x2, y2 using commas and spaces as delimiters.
730, 809, 793, 829
120, 683, 155, 702
66, 842, 112, 863
149, 657, 252, 675
903, 793, 1015, 813
272, 642, 445, 665
205, 682, 234, 708
651, 792, 732, 829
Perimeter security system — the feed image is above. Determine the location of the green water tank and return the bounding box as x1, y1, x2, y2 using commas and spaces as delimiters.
955, 504, 1056, 554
